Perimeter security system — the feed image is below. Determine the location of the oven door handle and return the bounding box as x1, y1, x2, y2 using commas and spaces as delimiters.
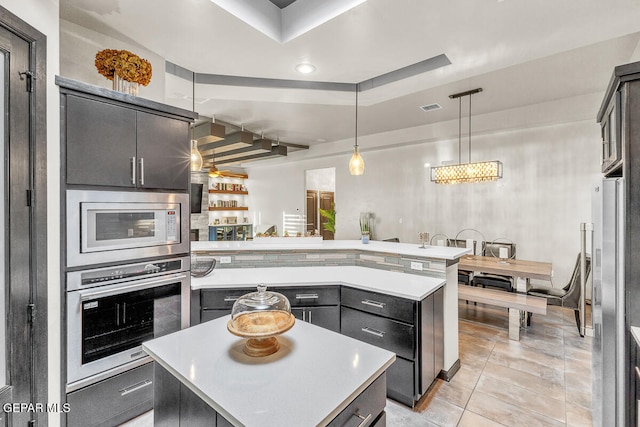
78, 273, 188, 301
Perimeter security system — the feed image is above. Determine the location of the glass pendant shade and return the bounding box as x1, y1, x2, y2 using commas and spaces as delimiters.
349, 145, 365, 175
190, 139, 203, 171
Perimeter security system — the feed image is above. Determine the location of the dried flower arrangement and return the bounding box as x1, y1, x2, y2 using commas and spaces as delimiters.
95, 49, 153, 86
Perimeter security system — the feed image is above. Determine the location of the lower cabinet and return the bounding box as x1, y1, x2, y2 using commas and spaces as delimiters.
341, 286, 443, 406
66, 363, 154, 427
197, 285, 341, 333
155, 363, 386, 427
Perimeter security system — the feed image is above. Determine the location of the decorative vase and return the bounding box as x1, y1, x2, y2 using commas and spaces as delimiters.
112, 72, 139, 96
361, 232, 370, 244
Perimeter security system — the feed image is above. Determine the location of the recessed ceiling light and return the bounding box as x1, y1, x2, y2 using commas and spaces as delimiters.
295, 63, 316, 74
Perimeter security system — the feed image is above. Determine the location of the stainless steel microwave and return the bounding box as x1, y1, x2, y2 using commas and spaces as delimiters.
66, 190, 189, 267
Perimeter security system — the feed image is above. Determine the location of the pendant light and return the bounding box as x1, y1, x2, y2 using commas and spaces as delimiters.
430, 88, 503, 184
190, 71, 204, 172
349, 87, 364, 175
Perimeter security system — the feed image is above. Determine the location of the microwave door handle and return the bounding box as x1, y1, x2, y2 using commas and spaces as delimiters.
131, 157, 136, 185
78, 273, 188, 301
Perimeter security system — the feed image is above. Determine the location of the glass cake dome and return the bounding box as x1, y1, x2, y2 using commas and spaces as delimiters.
227, 284, 295, 357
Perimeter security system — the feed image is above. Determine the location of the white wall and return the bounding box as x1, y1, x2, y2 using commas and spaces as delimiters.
306, 167, 336, 192
60, 19, 166, 102
1, 0, 61, 425
247, 102, 601, 287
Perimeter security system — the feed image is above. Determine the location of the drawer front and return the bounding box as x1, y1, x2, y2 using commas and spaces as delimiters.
387, 357, 416, 407
341, 287, 415, 324
341, 307, 415, 360
67, 363, 154, 427
201, 289, 247, 310
278, 286, 340, 307
327, 373, 386, 427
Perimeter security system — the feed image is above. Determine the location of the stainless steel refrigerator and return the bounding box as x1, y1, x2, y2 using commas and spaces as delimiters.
592, 178, 626, 427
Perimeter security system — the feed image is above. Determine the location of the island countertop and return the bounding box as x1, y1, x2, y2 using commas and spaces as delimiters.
191, 266, 446, 301
191, 239, 470, 261
143, 316, 395, 427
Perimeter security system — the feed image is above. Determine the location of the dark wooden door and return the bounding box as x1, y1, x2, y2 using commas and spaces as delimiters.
0, 8, 48, 426
136, 111, 190, 190
319, 191, 334, 240
306, 190, 318, 233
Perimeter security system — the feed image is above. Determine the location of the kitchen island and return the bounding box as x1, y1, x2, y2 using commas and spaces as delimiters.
143, 315, 395, 427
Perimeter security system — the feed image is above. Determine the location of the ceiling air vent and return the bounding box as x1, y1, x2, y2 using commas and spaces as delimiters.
420, 103, 442, 112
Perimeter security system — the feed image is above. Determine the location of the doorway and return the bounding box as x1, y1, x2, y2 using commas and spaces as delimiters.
305, 168, 335, 240
0, 6, 48, 427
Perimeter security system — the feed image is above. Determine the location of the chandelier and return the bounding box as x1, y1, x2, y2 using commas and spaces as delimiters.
430, 88, 503, 184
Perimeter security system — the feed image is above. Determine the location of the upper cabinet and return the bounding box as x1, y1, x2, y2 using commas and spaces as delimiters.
58, 76, 197, 191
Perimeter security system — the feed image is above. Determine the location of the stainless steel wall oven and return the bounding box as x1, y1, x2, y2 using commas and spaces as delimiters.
66, 190, 189, 267
66, 256, 190, 392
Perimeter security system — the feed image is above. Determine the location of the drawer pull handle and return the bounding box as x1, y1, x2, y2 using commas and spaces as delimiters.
361, 299, 386, 309
636, 366, 640, 381
296, 293, 319, 300
355, 412, 373, 427
223, 296, 240, 302
120, 379, 152, 396
361, 327, 385, 338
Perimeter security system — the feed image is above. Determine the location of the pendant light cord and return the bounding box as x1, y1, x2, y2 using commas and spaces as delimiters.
355, 87, 359, 148
458, 97, 462, 164
468, 93, 472, 164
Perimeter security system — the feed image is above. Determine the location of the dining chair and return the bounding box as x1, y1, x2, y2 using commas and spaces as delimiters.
472, 241, 517, 292
527, 253, 592, 335
449, 238, 478, 285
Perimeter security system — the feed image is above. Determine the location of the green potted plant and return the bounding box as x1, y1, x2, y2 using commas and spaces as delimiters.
360, 217, 370, 244
319, 204, 336, 236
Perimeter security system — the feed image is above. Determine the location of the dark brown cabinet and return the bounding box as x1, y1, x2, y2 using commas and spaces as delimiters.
59, 77, 194, 191
341, 286, 443, 407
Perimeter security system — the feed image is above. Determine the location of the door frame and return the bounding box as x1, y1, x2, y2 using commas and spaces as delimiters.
0, 5, 48, 426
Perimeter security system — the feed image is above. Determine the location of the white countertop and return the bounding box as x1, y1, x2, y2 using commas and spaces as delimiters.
191, 266, 446, 301
143, 316, 395, 427
191, 239, 470, 261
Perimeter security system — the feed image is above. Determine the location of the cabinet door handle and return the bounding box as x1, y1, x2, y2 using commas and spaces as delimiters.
138, 157, 145, 186
354, 412, 372, 427
307, 310, 312, 323
223, 296, 240, 302
361, 327, 385, 338
130, 157, 136, 185
296, 293, 319, 300
635, 366, 640, 381
361, 299, 386, 309
120, 379, 152, 396
302, 310, 306, 322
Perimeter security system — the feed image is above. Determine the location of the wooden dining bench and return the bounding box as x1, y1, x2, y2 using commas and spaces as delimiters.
457, 284, 547, 340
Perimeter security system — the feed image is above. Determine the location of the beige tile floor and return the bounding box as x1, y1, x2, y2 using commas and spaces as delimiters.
121, 301, 593, 427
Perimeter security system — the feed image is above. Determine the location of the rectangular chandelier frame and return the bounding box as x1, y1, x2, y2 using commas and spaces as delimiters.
430, 160, 503, 184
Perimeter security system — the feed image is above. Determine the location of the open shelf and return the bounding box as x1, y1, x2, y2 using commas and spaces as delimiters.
209, 190, 248, 195
208, 207, 249, 211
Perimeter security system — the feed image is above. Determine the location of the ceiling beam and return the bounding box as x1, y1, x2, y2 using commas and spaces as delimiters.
199, 130, 254, 154
204, 138, 273, 162
215, 145, 287, 166
193, 122, 226, 143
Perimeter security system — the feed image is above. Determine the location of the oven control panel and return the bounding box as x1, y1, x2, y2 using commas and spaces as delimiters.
80, 259, 184, 286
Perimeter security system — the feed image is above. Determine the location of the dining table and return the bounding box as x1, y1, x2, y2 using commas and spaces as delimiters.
457, 255, 553, 292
